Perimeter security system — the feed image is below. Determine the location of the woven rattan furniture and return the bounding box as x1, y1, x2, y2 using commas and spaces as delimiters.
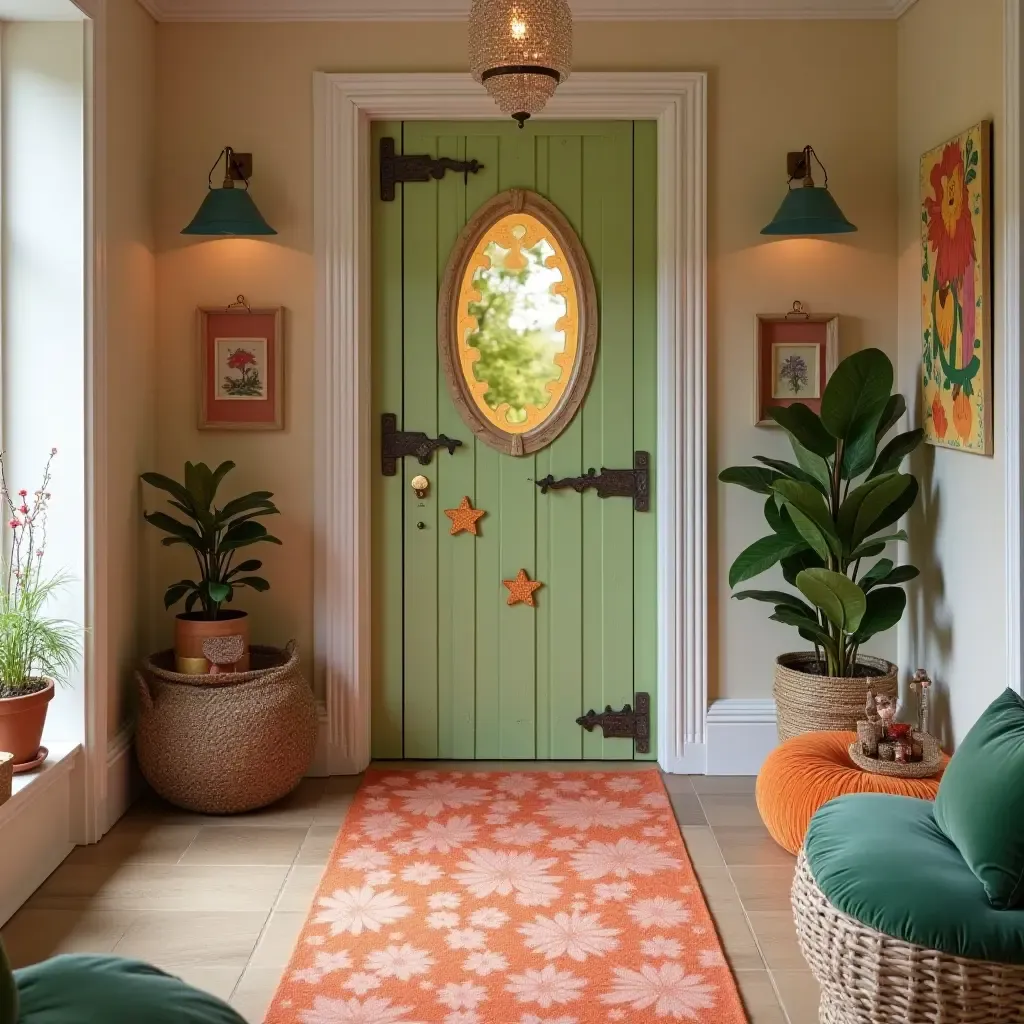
135, 644, 316, 814
793, 794, 1024, 1024
757, 731, 947, 854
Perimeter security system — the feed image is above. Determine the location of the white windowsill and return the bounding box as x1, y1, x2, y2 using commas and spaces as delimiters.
3, 741, 80, 823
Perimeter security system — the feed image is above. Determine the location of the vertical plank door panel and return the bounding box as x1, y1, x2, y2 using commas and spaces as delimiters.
540, 132, 586, 760
592, 124, 636, 759
494, 126, 538, 759
370, 120, 406, 759
435, 135, 477, 760
633, 121, 659, 760
401, 126, 441, 759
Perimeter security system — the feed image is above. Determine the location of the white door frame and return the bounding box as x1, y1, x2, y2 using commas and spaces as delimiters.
1005, 0, 1023, 697
312, 72, 708, 773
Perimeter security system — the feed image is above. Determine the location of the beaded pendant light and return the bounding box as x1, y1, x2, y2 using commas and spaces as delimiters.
469, 0, 573, 128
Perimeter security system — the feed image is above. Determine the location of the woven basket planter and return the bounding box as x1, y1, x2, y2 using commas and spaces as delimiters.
774, 652, 897, 741
792, 850, 1024, 1024
136, 644, 317, 814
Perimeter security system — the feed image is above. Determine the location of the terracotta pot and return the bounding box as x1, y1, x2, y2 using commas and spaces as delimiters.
174, 611, 250, 675
0, 679, 54, 765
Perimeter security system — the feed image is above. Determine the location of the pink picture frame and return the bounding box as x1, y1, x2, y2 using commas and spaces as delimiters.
198, 305, 284, 431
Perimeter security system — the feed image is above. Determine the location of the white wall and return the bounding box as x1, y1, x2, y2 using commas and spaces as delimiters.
1, 21, 86, 744
103, 0, 158, 738
896, 0, 1006, 747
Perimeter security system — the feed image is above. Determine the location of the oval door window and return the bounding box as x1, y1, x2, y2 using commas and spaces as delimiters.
439, 189, 598, 456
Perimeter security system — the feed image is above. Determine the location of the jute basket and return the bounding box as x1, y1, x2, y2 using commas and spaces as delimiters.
774, 652, 897, 742
847, 732, 943, 778
792, 850, 1024, 1023
136, 643, 317, 814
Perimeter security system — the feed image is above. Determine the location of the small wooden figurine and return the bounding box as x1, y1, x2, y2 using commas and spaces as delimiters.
874, 694, 897, 730
910, 668, 932, 735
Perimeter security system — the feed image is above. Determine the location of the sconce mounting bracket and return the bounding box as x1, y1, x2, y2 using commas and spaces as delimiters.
226, 151, 253, 181
379, 137, 484, 202
787, 150, 809, 180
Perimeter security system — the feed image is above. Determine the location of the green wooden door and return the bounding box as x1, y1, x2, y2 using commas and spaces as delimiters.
371, 120, 657, 761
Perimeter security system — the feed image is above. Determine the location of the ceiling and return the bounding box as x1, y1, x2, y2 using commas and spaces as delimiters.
0, 0, 83, 18
137, 0, 917, 22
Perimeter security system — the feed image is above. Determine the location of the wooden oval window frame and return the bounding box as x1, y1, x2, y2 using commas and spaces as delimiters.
438, 188, 598, 457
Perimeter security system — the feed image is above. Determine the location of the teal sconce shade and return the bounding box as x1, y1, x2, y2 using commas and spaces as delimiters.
181, 146, 277, 236
761, 145, 856, 236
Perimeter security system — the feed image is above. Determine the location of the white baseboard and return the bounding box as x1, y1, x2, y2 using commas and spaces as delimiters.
0, 747, 80, 927
659, 743, 708, 775
306, 701, 333, 776
704, 699, 778, 775
105, 723, 139, 833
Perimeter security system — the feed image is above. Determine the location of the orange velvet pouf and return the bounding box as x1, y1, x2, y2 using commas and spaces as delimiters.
756, 730, 950, 855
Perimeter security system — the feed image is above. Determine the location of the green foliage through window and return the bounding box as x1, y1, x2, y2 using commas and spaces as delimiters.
467, 239, 566, 424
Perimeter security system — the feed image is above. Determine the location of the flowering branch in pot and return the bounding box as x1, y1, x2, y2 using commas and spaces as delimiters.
720, 349, 924, 735
141, 461, 280, 674
0, 448, 82, 766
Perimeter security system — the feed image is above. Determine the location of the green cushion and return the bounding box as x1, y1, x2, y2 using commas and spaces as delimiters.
14, 954, 248, 1024
805, 794, 1024, 964
934, 687, 1024, 909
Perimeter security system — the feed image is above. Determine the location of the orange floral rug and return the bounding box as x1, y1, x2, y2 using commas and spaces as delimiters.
266, 769, 747, 1023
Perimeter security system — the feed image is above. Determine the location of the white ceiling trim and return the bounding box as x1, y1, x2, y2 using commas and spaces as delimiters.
141, 0, 917, 23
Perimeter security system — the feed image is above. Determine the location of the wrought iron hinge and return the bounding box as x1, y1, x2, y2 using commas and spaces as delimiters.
379, 137, 484, 202
576, 693, 651, 754
535, 450, 650, 512
381, 413, 463, 476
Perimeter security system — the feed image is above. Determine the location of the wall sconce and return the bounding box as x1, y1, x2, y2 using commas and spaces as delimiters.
761, 145, 856, 236
181, 146, 277, 236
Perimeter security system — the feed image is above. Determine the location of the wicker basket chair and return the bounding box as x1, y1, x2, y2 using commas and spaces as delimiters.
792, 850, 1024, 1023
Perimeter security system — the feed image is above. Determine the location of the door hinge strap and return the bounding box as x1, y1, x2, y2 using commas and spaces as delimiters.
381, 413, 463, 476
535, 451, 650, 512
576, 693, 651, 754
379, 137, 485, 202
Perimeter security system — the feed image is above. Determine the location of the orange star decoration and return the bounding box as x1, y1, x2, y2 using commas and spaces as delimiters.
444, 496, 487, 536
503, 569, 543, 608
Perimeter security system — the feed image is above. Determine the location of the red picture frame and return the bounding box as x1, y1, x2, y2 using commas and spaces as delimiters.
198, 305, 284, 431
755, 306, 838, 426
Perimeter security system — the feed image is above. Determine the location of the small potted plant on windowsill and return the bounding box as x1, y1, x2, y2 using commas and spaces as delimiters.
720, 348, 923, 740
141, 461, 280, 675
0, 449, 81, 769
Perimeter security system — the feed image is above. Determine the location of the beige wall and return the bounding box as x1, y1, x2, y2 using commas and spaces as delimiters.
896, 0, 1005, 746
153, 19, 898, 701
106, 0, 158, 735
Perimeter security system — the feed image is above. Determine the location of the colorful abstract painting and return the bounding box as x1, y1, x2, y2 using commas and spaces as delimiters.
920, 121, 992, 454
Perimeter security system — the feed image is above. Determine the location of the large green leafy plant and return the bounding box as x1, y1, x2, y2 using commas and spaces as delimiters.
142, 461, 280, 620
720, 348, 922, 678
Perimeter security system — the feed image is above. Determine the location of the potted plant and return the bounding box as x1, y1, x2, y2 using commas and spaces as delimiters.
0, 449, 81, 767
142, 461, 280, 675
720, 348, 923, 740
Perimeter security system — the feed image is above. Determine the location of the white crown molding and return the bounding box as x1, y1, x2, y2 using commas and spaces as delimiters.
142, 0, 916, 23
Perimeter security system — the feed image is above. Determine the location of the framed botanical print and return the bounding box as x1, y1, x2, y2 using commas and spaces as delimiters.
920, 121, 992, 454
198, 303, 284, 430
754, 304, 838, 426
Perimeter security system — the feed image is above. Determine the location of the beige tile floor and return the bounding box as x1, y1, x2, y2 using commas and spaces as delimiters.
1, 766, 820, 1024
